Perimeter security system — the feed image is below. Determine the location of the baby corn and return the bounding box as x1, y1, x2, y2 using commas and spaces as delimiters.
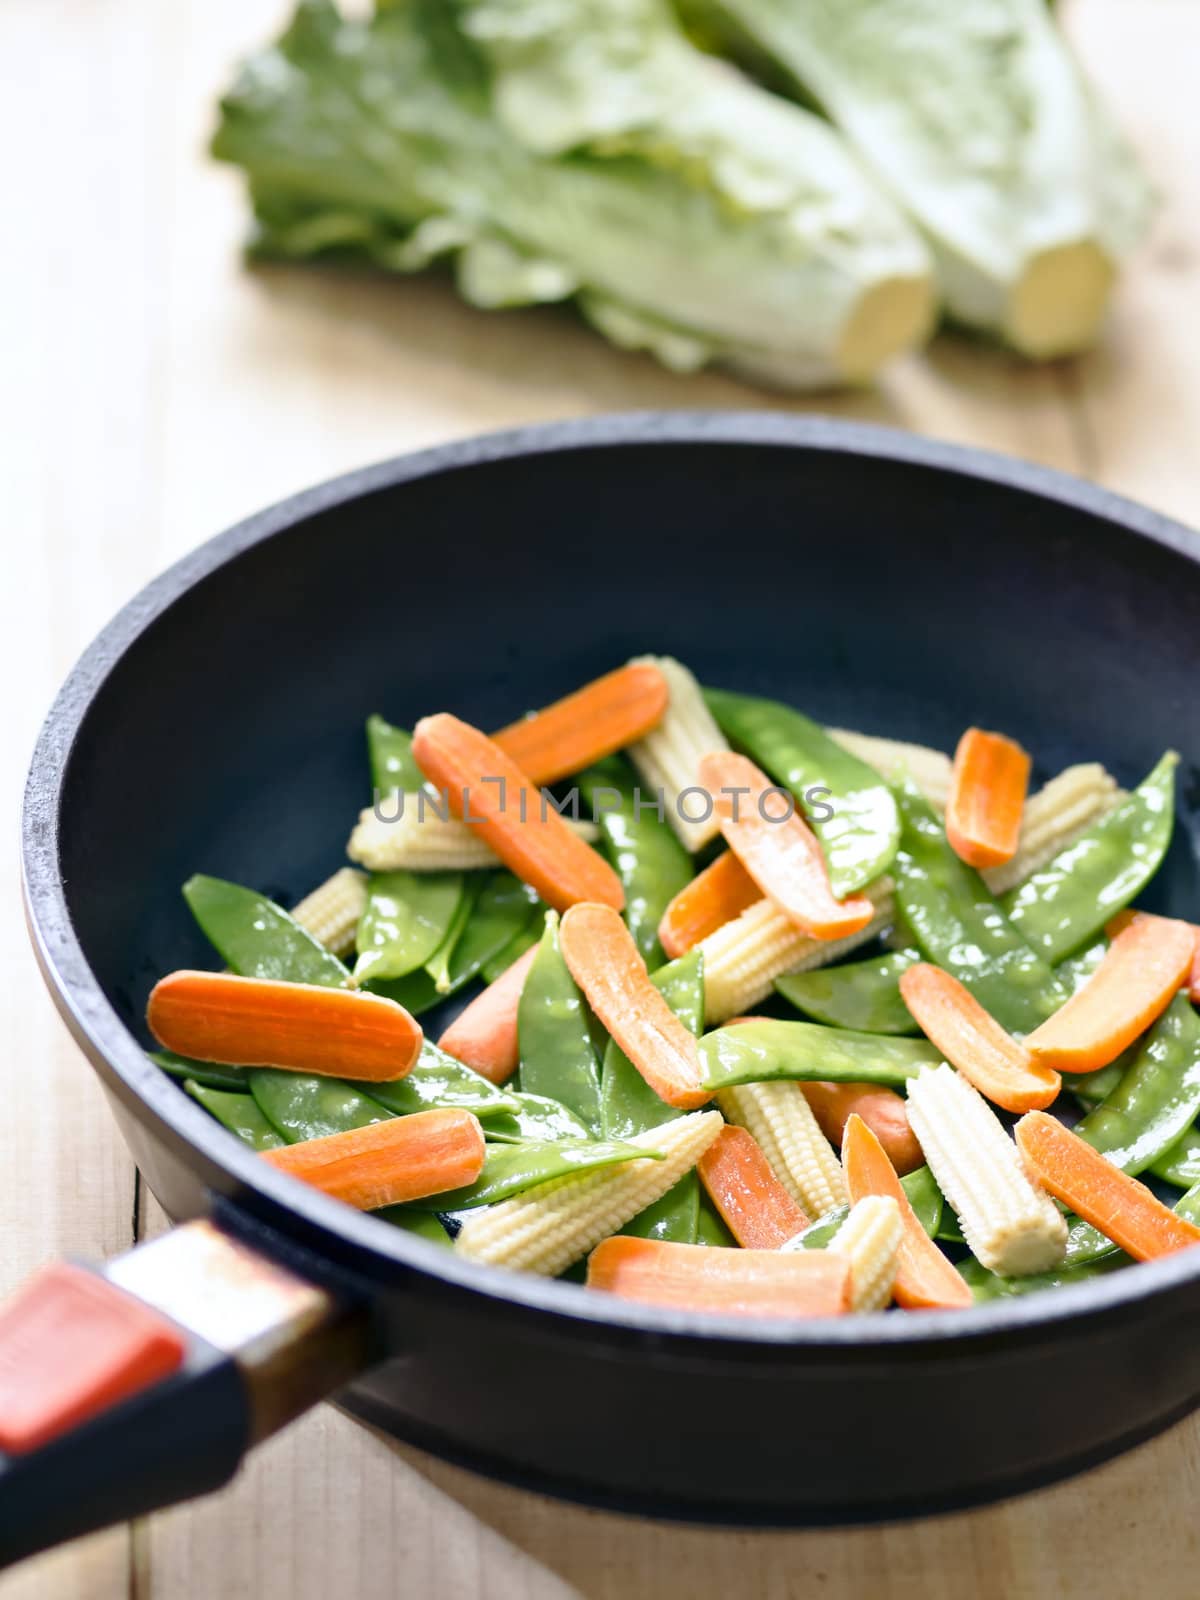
348, 793, 598, 872
290, 867, 367, 958
905, 1065, 1067, 1276
716, 1082, 846, 1217
454, 1111, 723, 1276
982, 763, 1122, 895
826, 728, 953, 809
699, 880, 893, 1023
626, 655, 728, 853
828, 1195, 902, 1312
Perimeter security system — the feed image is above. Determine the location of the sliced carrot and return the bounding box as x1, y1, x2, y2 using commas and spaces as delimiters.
842, 1115, 973, 1310
558, 902, 710, 1110
491, 663, 669, 786
146, 970, 421, 1082
1015, 1112, 1200, 1262
1109, 908, 1200, 1004
411, 714, 624, 914
587, 1236, 850, 1318
696, 751, 874, 941
263, 1108, 484, 1208
1025, 912, 1195, 1073
436, 943, 538, 1085
657, 851, 762, 959
944, 727, 1031, 870
899, 963, 1060, 1113
697, 1125, 810, 1249
800, 1083, 925, 1176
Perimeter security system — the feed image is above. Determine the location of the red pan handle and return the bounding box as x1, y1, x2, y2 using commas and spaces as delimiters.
0, 1220, 369, 1569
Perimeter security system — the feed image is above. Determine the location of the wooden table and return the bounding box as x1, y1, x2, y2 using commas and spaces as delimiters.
4, 1, 1199, 1593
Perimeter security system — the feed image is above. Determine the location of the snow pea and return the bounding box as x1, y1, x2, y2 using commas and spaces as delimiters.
1002, 752, 1178, 962
1073, 995, 1200, 1175
366, 713, 425, 794
152, 1049, 252, 1092
441, 871, 539, 986
700, 1019, 939, 1092
1153, 1128, 1200, 1189
364, 1040, 518, 1119
425, 878, 478, 993
184, 1080, 285, 1151
407, 1137, 663, 1211
795, 1206, 848, 1249
703, 688, 900, 896
250, 1068, 391, 1142
184, 874, 351, 988
694, 1196, 737, 1247
1064, 1059, 1128, 1106
892, 778, 1066, 1034
601, 950, 704, 1141
517, 912, 603, 1133
600, 950, 706, 1241
775, 949, 921, 1035
480, 920, 541, 983
477, 1091, 593, 1144
376, 1208, 452, 1246
577, 756, 692, 967
354, 869, 465, 984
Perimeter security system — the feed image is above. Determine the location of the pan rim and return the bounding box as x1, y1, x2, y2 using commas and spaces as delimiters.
21, 409, 1200, 1350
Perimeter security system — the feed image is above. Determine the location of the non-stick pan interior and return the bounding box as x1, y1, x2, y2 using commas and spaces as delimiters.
57, 426, 1200, 1051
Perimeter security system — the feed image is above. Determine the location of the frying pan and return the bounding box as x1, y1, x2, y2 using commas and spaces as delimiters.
12, 413, 1200, 1565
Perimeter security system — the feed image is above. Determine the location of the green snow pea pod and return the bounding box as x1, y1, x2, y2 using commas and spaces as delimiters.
354, 869, 465, 984
601, 950, 704, 1141
892, 779, 1066, 1033
901, 1165, 943, 1238
1002, 752, 1178, 962
1063, 1059, 1128, 1107
364, 1040, 518, 1119
151, 1050, 252, 1092
366, 714, 425, 794
694, 1194, 737, 1246
775, 949, 921, 1035
424, 878, 479, 994
184, 874, 351, 988
578, 757, 692, 967
600, 950, 706, 1241
795, 1206, 849, 1249
184, 1081, 285, 1151
434, 871, 540, 993
375, 1207, 452, 1246
408, 1137, 662, 1211
936, 1209, 965, 1245
1073, 995, 1200, 1175
1152, 1127, 1200, 1189
958, 1254, 1126, 1303
250, 1068, 392, 1142
703, 688, 900, 896
517, 912, 603, 1133
477, 1092, 593, 1144
700, 1019, 939, 1093
480, 919, 542, 984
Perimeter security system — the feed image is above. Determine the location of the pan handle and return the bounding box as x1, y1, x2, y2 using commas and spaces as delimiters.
0, 1218, 371, 1569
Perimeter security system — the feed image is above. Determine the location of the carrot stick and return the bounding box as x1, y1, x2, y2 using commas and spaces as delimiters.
1109, 909, 1200, 1004
147, 970, 421, 1082
1015, 1111, 1200, 1261
722, 1014, 923, 1174
899, 963, 1060, 1113
559, 902, 710, 1109
263, 1108, 485, 1208
841, 1115, 973, 1310
800, 1083, 925, 1176
658, 851, 762, 959
411, 714, 624, 914
945, 727, 1031, 870
436, 943, 538, 1085
492, 663, 669, 786
587, 1236, 850, 1318
1025, 912, 1195, 1073
697, 1125, 810, 1249
697, 751, 874, 940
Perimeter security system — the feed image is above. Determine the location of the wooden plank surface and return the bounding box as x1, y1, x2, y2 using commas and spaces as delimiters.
1, 0, 1197, 1594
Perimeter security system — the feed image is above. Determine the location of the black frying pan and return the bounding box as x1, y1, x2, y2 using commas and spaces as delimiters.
13, 413, 1200, 1565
